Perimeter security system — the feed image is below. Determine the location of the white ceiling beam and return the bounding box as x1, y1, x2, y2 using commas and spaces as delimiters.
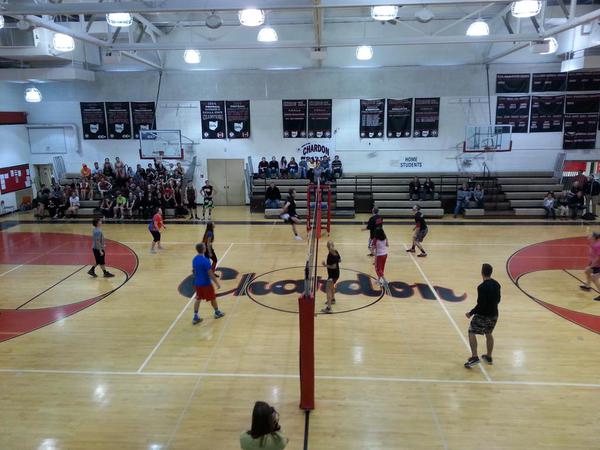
16, 15, 111, 47
1, 1, 516, 15
432, 3, 496, 36
121, 51, 163, 70
132, 13, 165, 37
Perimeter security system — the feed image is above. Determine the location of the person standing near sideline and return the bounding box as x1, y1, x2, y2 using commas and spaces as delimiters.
362, 207, 383, 257
192, 242, 224, 324
321, 240, 341, 314
186, 181, 198, 220
201, 180, 215, 221
149, 207, 166, 253
579, 232, 600, 301
88, 218, 115, 278
406, 205, 428, 257
281, 188, 303, 241
370, 227, 388, 286
464, 263, 501, 368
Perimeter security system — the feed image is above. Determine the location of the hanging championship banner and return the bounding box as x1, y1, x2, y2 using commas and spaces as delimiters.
359, 99, 384, 138
413, 98, 440, 138
529, 95, 564, 133
80, 102, 107, 140
226, 100, 250, 139
563, 114, 598, 149
307, 99, 332, 138
131, 102, 156, 139
532, 73, 567, 92
201, 101, 226, 139
566, 72, 600, 92
105, 102, 132, 139
386, 98, 412, 138
495, 96, 530, 133
496, 74, 531, 94
565, 94, 600, 114
282, 100, 307, 138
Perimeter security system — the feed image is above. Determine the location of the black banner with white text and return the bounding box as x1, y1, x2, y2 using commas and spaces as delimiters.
131, 102, 156, 139
226, 100, 251, 139
282, 100, 307, 138
529, 95, 564, 133
307, 99, 332, 138
201, 101, 226, 139
495, 96, 530, 133
80, 102, 107, 140
386, 98, 412, 138
359, 99, 385, 138
413, 98, 440, 138
105, 102, 132, 139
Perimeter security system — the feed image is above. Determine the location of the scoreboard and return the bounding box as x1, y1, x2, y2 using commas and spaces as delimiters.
0, 164, 31, 194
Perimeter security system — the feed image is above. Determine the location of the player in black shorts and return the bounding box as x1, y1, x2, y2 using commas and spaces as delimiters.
406, 205, 428, 257
321, 240, 341, 314
201, 180, 214, 221
281, 188, 303, 241
362, 207, 383, 257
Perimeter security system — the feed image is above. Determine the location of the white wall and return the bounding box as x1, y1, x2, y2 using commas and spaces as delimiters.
19, 63, 600, 177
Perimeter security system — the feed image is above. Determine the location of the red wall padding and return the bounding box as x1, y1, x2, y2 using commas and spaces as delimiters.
0, 112, 27, 125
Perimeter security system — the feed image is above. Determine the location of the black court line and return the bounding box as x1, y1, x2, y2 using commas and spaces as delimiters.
6, 218, 600, 227
562, 269, 600, 294
16, 265, 88, 309
303, 410, 311, 450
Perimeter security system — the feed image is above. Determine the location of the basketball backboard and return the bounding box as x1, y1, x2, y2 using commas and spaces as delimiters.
139, 130, 184, 160
464, 125, 512, 153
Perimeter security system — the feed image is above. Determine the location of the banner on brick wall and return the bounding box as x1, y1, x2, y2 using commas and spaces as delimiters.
282, 100, 307, 138
413, 98, 440, 138
131, 102, 156, 139
496, 74, 530, 94
563, 114, 598, 149
80, 102, 107, 140
386, 98, 412, 138
105, 102, 132, 139
359, 99, 385, 138
307, 99, 332, 138
529, 95, 564, 133
201, 101, 226, 139
226, 100, 250, 139
532, 73, 567, 92
495, 96, 530, 133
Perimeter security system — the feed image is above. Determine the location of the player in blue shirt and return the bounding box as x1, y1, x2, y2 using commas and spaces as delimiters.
192, 242, 224, 324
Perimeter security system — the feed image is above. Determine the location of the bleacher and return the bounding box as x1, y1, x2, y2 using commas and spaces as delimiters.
498, 172, 565, 217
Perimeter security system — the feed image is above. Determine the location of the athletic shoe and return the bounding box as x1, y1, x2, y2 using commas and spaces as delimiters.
294, 235, 303, 241
150, 248, 157, 253
103, 272, 115, 278
481, 354, 493, 365
417, 253, 427, 258
580, 285, 592, 291
192, 316, 203, 325
214, 310, 225, 319
87, 268, 97, 278
594, 296, 600, 302
464, 356, 480, 368
321, 306, 332, 314
406, 248, 416, 253
331, 299, 336, 305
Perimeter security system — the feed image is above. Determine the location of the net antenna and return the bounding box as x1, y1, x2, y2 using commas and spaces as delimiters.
298, 178, 323, 411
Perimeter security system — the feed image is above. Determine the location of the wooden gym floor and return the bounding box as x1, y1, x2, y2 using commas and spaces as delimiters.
0, 209, 599, 450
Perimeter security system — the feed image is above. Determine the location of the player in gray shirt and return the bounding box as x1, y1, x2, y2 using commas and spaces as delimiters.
88, 218, 115, 278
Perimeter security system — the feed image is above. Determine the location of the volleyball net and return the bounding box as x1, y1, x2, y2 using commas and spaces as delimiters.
298, 180, 324, 411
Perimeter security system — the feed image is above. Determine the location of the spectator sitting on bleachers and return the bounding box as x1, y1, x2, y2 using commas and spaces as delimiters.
313, 161, 323, 183
571, 180, 582, 195
265, 182, 282, 209
543, 192, 556, 219
332, 155, 343, 178
307, 158, 316, 181
102, 158, 114, 178
454, 183, 469, 217
409, 177, 421, 201
66, 191, 80, 218
299, 157, 308, 179
320, 157, 330, 181
92, 162, 102, 178
423, 177, 435, 200
258, 157, 269, 178
100, 195, 114, 219
34, 185, 50, 219
280, 157, 288, 179
569, 190, 586, 219
175, 162, 185, 179
472, 184, 484, 208
81, 164, 91, 179
269, 157, 280, 178
114, 157, 126, 181
98, 177, 112, 197
114, 192, 127, 219
48, 196, 61, 219
125, 191, 138, 219
557, 191, 569, 218
288, 157, 299, 178
587, 175, 600, 217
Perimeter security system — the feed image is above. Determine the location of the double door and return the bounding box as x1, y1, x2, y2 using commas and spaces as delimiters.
206, 159, 245, 206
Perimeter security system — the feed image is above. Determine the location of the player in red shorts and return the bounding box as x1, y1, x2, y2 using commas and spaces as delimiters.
192, 242, 224, 324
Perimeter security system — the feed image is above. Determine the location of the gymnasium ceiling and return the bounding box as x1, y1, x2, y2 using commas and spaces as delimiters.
0, 0, 599, 74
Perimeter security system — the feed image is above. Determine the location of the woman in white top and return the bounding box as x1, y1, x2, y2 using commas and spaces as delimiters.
370, 227, 388, 286
66, 192, 80, 218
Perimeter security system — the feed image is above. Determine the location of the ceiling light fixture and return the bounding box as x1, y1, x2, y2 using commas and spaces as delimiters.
510, 0, 542, 18
541, 37, 558, 54
0, 15, 4, 30
183, 49, 201, 64
106, 12, 133, 27
356, 45, 373, 61
24, 87, 42, 103
466, 20, 490, 37
52, 33, 75, 52
238, 9, 265, 27
414, 7, 434, 23
371, 5, 399, 21
257, 26, 278, 42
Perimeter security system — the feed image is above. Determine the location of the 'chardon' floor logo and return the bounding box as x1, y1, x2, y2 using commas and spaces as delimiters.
507, 236, 600, 334
178, 266, 467, 315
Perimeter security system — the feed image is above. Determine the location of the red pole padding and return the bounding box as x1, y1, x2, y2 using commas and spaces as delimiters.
298, 293, 315, 410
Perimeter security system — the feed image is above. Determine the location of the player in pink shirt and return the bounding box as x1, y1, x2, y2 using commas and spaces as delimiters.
580, 232, 600, 301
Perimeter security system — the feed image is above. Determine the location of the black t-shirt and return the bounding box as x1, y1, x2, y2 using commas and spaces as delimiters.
258, 161, 268, 170
366, 214, 383, 239
266, 186, 281, 201
327, 251, 341, 279
415, 211, 427, 230
470, 279, 501, 317
269, 161, 279, 169
286, 195, 297, 216
186, 186, 196, 202
202, 185, 213, 199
